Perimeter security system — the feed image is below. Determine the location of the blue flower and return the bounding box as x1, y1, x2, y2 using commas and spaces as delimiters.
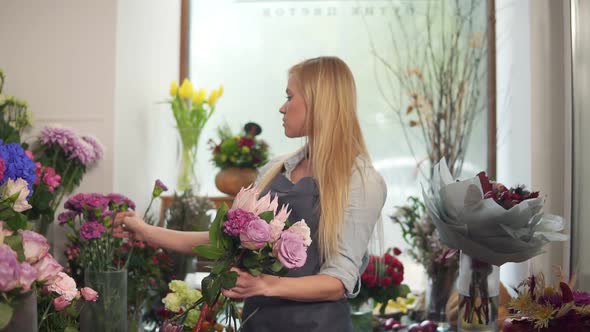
0, 139, 37, 197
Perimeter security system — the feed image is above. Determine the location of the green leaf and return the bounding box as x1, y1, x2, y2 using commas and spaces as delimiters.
242, 253, 259, 269
0, 302, 14, 329
209, 203, 228, 247
220, 271, 238, 289
6, 213, 27, 232
65, 326, 79, 332
193, 245, 224, 260
258, 211, 274, 223
4, 235, 25, 261
211, 259, 231, 274
248, 268, 262, 276
201, 275, 221, 305
270, 260, 284, 273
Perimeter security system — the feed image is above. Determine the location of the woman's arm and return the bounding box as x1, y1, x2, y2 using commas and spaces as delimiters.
114, 211, 209, 254
221, 269, 345, 302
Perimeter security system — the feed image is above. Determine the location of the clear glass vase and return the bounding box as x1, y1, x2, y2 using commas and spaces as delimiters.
0, 291, 37, 332
457, 252, 500, 332
81, 269, 128, 332
426, 264, 457, 330
350, 298, 374, 332
176, 128, 200, 193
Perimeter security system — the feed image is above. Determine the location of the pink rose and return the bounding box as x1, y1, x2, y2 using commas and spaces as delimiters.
269, 205, 291, 243
53, 295, 71, 311
19, 262, 37, 292
239, 218, 271, 250
273, 231, 307, 269
80, 287, 99, 301
0, 244, 20, 291
34, 253, 63, 282
48, 272, 78, 301
285, 220, 312, 246
18, 230, 50, 264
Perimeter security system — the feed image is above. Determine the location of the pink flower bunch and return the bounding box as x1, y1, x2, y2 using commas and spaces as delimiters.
0, 225, 63, 294
224, 185, 312, 269
46, 272, 98, 311
26, 150, 62, 193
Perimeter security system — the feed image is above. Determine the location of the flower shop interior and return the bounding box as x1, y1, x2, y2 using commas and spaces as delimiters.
1, 0, 589, 331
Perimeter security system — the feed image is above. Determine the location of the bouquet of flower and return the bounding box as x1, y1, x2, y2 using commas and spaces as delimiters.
37, 272, 99, 331
209, 124, 269, 169
422, 159, 567, 327
27, 125, 103, 234
163, 185, 312, 331
349, 248, 411, 315
0, 138, 84, 330
168, 79, 223, 191
0, 68, 33, 144
504, 272, 590, 331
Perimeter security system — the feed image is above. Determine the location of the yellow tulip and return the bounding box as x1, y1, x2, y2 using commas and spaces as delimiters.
208, 89, 220, 106
178, 79, 193, 99
169, 80, 179, 97
218, 84, 224, 97
192, 88, 206, 105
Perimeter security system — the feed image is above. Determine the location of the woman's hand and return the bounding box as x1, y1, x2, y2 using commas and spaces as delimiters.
113, 211, 148, 242
221, 268, 272, 299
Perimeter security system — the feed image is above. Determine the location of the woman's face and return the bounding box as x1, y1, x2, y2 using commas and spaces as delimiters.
279, 76, 307, 138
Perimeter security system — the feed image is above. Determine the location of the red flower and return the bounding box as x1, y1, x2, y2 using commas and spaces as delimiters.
393, 247, 402, 256
387, 259, 404, 285
477, 172, 493, 195
381, 276, 393, 287
213, 145, 220, 154
362, 274, 378, 288
365, 263, 375, 274
238, 137, 255, 148
384, 253, 394, 265
0, 158, 5, 180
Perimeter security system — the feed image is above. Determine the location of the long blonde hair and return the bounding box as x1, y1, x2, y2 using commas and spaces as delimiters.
258, 56, 370, 262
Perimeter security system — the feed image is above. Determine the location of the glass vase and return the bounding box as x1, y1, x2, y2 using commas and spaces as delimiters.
425, 264, 458, 331
0, 291, 37, 332
350, 298, 374, 332
457, 252, 500, 332
81, 269, 128, 332
176, 128, 200, 193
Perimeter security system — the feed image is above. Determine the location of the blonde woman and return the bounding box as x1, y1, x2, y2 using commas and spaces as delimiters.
114, 56, 387, 331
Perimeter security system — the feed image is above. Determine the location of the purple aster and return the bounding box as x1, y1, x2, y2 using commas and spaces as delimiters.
58, 210, 78, 225
79, 221, 105, 240
106, 193, 136, 211
84, 193, 110, 211
81, 135, 104, 162
64, 193, 88, 213
69, 138, 95, 166
224, 208, 257, 236
152, 179, 168, 198
39, 126, 78, 154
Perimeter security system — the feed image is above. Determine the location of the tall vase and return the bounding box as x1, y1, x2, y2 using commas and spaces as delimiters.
426, 264, 457, 330
81, 269, 128, 332
0, 291, 37, 332
176, 128, 200, 193
350, 298, 374, 332
457, 252, 500, 332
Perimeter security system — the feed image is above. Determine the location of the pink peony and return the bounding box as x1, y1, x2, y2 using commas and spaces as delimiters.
18, 229, 50, 264
269, 204, 291, 243
53, 295, 71, 311
34, 253, 63, 282
79, 221, 105, 240
224, 208, 257, 236
19, 262, 37, 292
285, 220, 312, 246
0, 244, 20, 291
80, 287, 99, 301
273, 231, 307, 269
48, 272, 78, 301
239, 218, 272, 250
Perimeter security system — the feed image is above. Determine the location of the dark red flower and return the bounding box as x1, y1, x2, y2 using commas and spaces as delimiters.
238, 137, 255, 148
560, 282, 574, 303
393, 247, 402, 256
477, 172, 493, 195
362, 274, 378, 288
365, 263, 375, 274
384, 253, 394, 265
381, 276, 393, 287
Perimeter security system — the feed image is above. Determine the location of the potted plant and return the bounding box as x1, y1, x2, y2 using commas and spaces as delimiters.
209, 123, 269, 196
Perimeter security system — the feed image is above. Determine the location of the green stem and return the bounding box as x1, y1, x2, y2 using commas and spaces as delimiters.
38, 299, 53, 330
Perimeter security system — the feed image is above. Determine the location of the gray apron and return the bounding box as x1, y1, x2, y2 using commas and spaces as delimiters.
241, 173, 353, 332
